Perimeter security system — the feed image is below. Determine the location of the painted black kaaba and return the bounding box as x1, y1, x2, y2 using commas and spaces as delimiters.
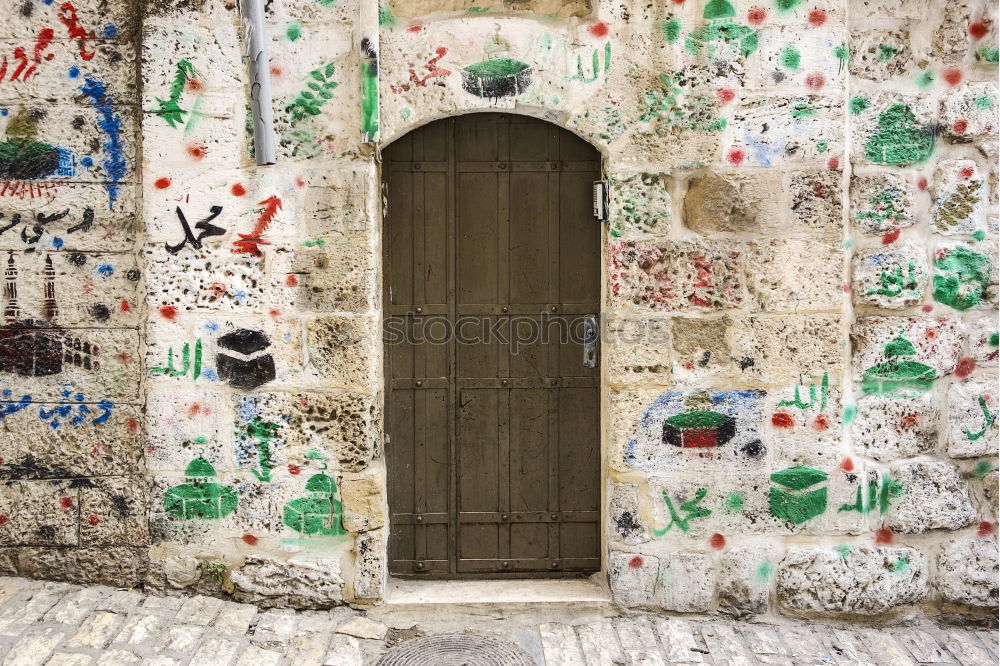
0, 252, 100, 377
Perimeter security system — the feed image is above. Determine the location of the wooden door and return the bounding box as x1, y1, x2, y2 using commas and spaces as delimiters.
384, 114, 601, 577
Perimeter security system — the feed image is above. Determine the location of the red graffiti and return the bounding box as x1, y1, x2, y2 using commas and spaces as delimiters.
408, 47, 452, 88
628, 556, 644, 568
747, 7, 766, 26
875, 527, 895, 544
709, 533, 726, 549
727, 148, 745, 165
812, 414, 829, 431
88, 515, 100, 526
840, 457, 854, 472
771, 412, 794, 428
942, 67, 962, 86
968, 22, 989, 40
0, 28, 56, 82
978, 521, 995, 537
242, 533, 259, 545
60, 497, 74, 509
154, 177, 172, 190
804, 72, 825, 90
955, 357, 976, 378
716, 88, 735, 104
59, 2, 96, 61
588, 22, 610, 38
231, 183, 247, 197
288, 464, 302, 475
158, 305, 178, 320
952, 119, 968, 135
233, 196, 282, 257
808, 9, 827, 27
881, 228, 900, 245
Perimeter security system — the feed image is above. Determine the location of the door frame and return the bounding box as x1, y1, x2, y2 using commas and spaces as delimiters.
377, 110, 609, 581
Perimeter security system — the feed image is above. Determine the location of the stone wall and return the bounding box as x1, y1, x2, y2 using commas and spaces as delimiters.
0, 0, 996, 621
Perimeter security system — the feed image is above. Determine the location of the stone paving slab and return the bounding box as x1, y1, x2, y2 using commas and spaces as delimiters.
0, 577, 996, 666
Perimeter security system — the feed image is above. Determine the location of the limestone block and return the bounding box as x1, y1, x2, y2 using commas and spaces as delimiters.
718, 545, 773, 617
352, 529, 385, 601
936, 536, 999, 608
730, 95, 843, 167
299, 162, 376, 241
932, 243, 994, 312
264, 0, 359, 24
230, 556, 344, 608
161, 554, 203, 589
232, 391, 380, 474
765, 373, 842, 456
79, 477, 147, 547
850, 172, 917, 236
931, 160, 987, 236
609, 483, 649, 545
946, 382, 998, 458
656, 552, 714, 613
669, 315, 730, 380
968, 314, 999, 361
0, 402, 141, 479
851, 394, 937, 461
776, 545, 928, 614
0, 104, 136, 186
851, 316, 965, 388
744, 238, 842, 312
608, 551, 659, 607
852, 244, 928, 309
144, 385, 234, 473
0, 183, 138, 253
16, 546, 147, 587
931, 0, 975, 63
788, 169, 843, 234
851, 93, 936, 167
144, 244, 266, 314
300, 315, 378, 389
386, 0, 591, 18
269, 243, 376, 314
849, 25, 914, 81
340, 475, 385, 533
982, 470, 999, 507
624, 389, 766, 476
940, 83, 999, 143
887, 461, 976, 533
604, 317, 672, 386
755, 24, 847, 92
611, 173, 672, 239
0, 480, 78, 546
608, 240, 744, 312
0, 0, 140, 41
683, 171, 783, 235
729, 314, 841, 384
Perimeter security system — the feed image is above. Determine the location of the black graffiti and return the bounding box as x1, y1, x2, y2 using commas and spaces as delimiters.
0, 207, 94, 250
165, 205, 225, 254
215, 329, 275, 390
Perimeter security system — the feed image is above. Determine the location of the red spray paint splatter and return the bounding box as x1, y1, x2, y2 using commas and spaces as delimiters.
154, 177, 171, 189
270, 65, 282, 77
840, 458, 854, 472
827, 157, 839, 169
119, 300, 130, 312
812, 414, 829, 431
960, 166, 975, 179
285, 274, 299, 286
88, 515, 100, 526
881, 228, 901, 245
709, 533, 726, 550
916, 176, 928, 190
747, 7, 766, 26
0, 515, 8, 525
269, 308, 281, 319
629, 556, 644, 568
875, 527, 895, 544
233, 196, 282, 256
952, 119, 968, 135
126, 418, 139, 432
921, 304, 933, 313
158, 305, 178, 320
943, 68, 962, 86
407, 25, 423, 33
805, 72, 825, 90
978, 521, 995, 537
716, 88, 735, 104
727, 148, 746, 165
231, 183, 247, 197
968, 23, 989, 40
288, 464, 302, 475
60, 497, 74, 509
771, 413, 795, 428
187, 144, 206, 160
955, 357, 976, 378
588, 22, 610, 38
808, 9, 827, 26
842, 282, 851, 293
242, 534, 259, 545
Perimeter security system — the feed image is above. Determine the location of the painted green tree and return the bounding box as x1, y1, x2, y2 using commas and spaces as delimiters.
863, 104, 934, 166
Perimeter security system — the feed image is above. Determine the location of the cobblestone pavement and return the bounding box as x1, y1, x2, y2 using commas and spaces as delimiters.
0, 577, 997, 665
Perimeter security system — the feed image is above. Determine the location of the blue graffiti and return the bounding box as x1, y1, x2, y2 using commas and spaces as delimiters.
80, 77, 126, 209
0, 389, 33, 418
0, 387, 113, 428
742, 131, 782, 167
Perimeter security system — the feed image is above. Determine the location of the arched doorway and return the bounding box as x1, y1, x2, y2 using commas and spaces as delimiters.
383, 113, 601, 577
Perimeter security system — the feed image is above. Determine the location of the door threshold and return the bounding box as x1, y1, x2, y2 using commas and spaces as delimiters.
384, 576, 611, 606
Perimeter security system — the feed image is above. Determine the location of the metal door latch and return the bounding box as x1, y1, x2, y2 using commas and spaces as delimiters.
583, 314, 598, 368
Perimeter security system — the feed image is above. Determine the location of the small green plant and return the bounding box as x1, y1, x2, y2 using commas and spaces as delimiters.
201, 561, 227, 586
286, 63, 339, 126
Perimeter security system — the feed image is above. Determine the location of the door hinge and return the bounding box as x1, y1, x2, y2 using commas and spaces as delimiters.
593, 180, 609, 222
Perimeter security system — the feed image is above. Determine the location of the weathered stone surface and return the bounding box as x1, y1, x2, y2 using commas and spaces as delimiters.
717, 546, 772, 617
940, 83, 999, 143
684, 171, 782, 234
611, 173, 672, 239
609, 483, 648, 546
888, 462, 977, 533
851, 394, 937, 461
946, 382, 999, 458
657, 553, 714, 613
850, 172, 917, 236
936, 536, 999, 609
16, 547, 148, 587
230, 557, 344, 608
605, 317, 672, 385
852, 244, 929, 310
776, 546, 928, 614
608, 552, 658, 608
730, 315, 842, 384
849, 26, 914, 81
745, 238, 841, 312
352, 529, 385, 601
340, 475, 385, 533
851, 317, 965, 385
931, 160, 987, 236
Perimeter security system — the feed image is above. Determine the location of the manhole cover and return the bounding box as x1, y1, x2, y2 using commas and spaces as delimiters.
374, 633, 535, 666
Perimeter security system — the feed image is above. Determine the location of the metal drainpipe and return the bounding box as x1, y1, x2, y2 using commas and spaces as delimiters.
240, 0, 277, 166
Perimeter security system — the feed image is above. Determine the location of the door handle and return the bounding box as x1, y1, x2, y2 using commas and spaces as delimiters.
583, 314, 598, 368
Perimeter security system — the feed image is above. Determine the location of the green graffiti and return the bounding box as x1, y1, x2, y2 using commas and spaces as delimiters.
164, 456, 238, 520
972, 229, 986, 241
843, 404, 857, 425
282, 467, 346, 536
639, 72, 727, 133
964, 395, 997, 441
916, 69, 935, 89
877, 44, 899, 61
664, 18, 681, 43
769, 466, 828, 524
568, 43, 611, 83
790, 102, 815, 119
755, 561, 772, 581
849, 96, 870, 114
833, 44, 848, 71
990, 332, 999, 347
724, 491, 745, 513
864, 104, 934, 166
838, 473, 903, 515
834, 544, 852, 559
361, 41, 379, 142
816, 140, 829, 152
704, 0, 735, 19
973, 95, 994, 110
377, 3, 397, 27
303, 237, 327, 248
780, 45, 801, 70
778, 372, 829, 411
286, 62, 339, 126
866, 260, 919, 298
977, 46, 999, 63
932, 246, 991, 311
652, 488, 712, 536
889, 554, 910, 573
684, 0, 758, 59
150, 339, 202, 379
152, 59, 197, 129
242, 418, 281, 482
317, 0, 337, 5
974, 460, 994, 478
286, 22, 302, 41
861, 334, 937, 397
775, 0, 804, 11
854, 187, 909, 226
